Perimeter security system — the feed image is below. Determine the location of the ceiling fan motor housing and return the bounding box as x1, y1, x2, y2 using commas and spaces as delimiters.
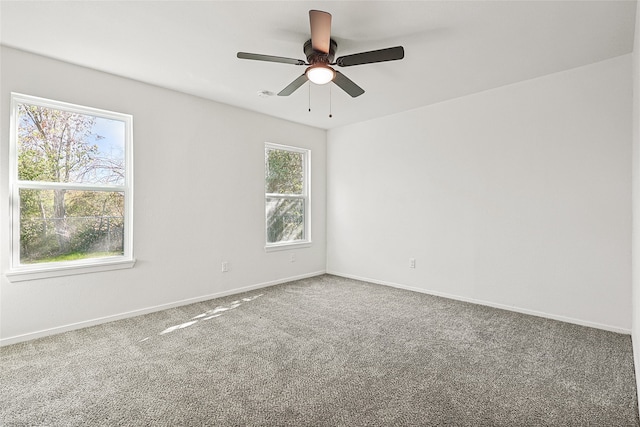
304, 39, 337, 65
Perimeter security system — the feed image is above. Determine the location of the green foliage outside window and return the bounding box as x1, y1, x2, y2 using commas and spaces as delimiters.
265, 146, 307, 244
16, 103, 126, 264
265, 149, 303, 194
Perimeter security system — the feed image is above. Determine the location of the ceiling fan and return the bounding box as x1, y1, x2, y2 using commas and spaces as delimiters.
237, 10, 405, 98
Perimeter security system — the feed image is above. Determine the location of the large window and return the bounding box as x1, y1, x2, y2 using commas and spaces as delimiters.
265, 143, 310, 250
8, 93, 134, 281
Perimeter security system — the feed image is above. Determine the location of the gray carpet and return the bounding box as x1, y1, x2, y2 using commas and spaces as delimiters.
1, 274, 638, 426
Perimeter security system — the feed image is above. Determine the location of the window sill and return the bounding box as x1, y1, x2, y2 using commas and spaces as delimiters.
5, 258, 136, 282
265, 241, 311, 252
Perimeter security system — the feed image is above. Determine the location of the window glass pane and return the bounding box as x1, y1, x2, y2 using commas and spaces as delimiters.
17, 103, 125, 185
266, 198, 304, 243
19, 189, 124, 264
265, 148, 304, 194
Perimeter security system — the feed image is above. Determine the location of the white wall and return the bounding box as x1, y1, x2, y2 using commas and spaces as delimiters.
328, 55, 632, 332
0, 47, 327, 344
631, 0, 640, 402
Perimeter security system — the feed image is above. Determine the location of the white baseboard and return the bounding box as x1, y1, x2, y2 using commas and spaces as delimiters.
328, 271, 631, 335
0, 270, 326, 346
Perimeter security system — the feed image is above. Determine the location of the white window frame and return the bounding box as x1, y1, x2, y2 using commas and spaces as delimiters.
264, 142, 311, 252
6, 93, 135, 282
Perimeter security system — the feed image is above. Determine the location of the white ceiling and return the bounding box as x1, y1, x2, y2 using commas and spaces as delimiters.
0, 1, 636, 130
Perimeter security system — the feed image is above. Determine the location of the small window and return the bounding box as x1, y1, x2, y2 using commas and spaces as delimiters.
265, 143, 310, 250
7, 93, 134, 281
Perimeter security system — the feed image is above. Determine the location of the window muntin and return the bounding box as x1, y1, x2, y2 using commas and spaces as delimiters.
9, 93, 133, 277
265, 143, 310, 248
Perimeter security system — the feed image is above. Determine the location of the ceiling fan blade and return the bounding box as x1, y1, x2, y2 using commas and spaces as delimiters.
309, 10, 332, 53
237, 52, 306, 66
333, 71, 365, 98
278, 74, 309, 96
336, 46, 405, 67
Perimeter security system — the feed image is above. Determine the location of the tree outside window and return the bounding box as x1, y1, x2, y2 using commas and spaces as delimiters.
265, 143, 310, 248
10, 93, 133, 273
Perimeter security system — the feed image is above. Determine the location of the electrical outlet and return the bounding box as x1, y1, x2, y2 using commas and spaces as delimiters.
221, 261, 229, 272
409, 258, 416, 269
290, 253, 296, 263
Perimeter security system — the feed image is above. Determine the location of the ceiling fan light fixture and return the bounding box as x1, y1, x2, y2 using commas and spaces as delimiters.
306, 64, 335, 85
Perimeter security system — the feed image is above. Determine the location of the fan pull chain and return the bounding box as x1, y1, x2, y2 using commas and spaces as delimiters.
329, 84, 333, 118
308, 82, 311, 112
